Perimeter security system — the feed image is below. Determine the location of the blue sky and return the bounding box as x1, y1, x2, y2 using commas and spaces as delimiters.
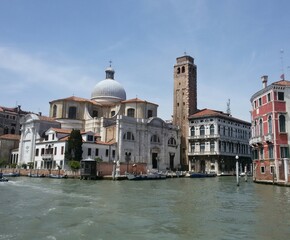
0, 0, 289, 121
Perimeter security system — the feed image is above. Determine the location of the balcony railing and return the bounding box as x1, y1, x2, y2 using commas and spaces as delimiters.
188, 150, 216, 156
249, 136, 263, 145
264, 134, 274, 143
42, 154, 54, 161
188, 134, 219, 140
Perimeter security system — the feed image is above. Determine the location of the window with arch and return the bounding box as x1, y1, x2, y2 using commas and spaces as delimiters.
279, 115, 286, 132
190, 126, 195, 136
259, 119, 263, 136
123, 131, 135, 141
200, 125, 205, 136
177, 67, 180, 74
151, 134, 160, 143
168, 137, 176, 146
92, 110, 98, 118
68, 106, 77, 119
210, 141, 215, 152
53, 105, 57, 118
127, 108, 135, 117
210, 124, 214, 135
111, 111, 116, 117
268, 115, 272, 134
181, 66, 185, 73
200, 142, 205, 153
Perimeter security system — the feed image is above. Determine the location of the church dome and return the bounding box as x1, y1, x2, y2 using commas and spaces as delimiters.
91, 66, 126, 104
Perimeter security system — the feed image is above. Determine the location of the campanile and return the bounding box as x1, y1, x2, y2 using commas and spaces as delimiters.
173, 55, 197, 168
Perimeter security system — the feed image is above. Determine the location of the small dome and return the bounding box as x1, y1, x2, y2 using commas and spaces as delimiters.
91, 66, 126, 104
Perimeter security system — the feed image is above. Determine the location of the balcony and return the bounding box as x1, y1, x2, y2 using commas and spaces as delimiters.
42, 154, 54, 161
188, 134, 219, 140
264, 134, 274, 143
249, 136, 263, 145
188, 150, 216, 156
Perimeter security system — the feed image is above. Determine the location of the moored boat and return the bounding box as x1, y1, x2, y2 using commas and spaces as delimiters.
28, 173, 46, 178
190, 172, 217, 178
126, 172, 166, 180
2, 172, 20, 177
48, 174, 68, 179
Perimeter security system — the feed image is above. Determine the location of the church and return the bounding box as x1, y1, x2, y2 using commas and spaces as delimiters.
14, 65, 180, 171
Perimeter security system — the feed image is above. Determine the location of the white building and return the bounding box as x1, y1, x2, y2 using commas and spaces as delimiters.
15, 66, 180, 171
188, 108, 252, 175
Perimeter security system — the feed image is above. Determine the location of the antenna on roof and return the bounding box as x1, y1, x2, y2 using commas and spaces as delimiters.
280, 49, 285, 80
109, 60, 112, 67
226, 99, 231, 116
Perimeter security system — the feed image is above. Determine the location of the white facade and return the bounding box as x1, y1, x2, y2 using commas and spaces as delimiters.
188, 109, 252, 175
16, 66, 180, 171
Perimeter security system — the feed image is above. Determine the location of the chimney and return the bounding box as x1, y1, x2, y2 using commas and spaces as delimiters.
261, 75, 268, 88
38, 112, 42, 116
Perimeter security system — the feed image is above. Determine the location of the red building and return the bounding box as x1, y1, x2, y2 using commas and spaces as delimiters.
250, 76, 290, 185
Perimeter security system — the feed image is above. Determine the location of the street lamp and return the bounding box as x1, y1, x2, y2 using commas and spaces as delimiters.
235, 155, 239, 186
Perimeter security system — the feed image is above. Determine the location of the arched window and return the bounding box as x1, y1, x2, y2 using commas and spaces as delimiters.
279, 115, 286, 132
177, 67, 180, 74
200, 125, 205, 136
111, 111, 116, 117
68, 106, 77, 119
123, 131, 135, 141
92, 110, 98, 118
210, 124, 214, 135
4, 127, 9, 134
190, 127, 195, 136
210, 141, 215, 152
53, 105, 57, 118
10, 128, 15, 134
151, 134, 160, 143
259, 119, 263, 136
182, 66, 185, 73
168, 137, 176, 146
268, 115, 272, 134
127, 108, 135, 118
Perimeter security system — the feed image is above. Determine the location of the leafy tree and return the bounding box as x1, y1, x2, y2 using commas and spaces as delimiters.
0, 158, 8, 168
65, 129, 83, 162
27, 162, 34, 169
68, 160, 81, 171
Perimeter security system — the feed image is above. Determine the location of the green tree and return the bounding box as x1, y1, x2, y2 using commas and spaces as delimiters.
65, 129, 83, 162
68, 160, 81, 172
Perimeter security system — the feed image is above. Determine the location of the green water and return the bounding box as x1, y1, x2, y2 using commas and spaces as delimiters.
1, 177, 290, 240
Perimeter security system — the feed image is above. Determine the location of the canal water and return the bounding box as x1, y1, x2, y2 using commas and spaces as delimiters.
1, 177, 290, 240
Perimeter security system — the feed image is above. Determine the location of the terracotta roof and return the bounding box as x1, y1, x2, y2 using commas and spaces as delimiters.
39, 115, 57, 122
0, 106, 30, 114
0, 134, 21, 141
189, 108, 250, 125
50, 96, 101, 106
122, 97, 158, 106
50, 128, 73, 134
273, 80, 290, 86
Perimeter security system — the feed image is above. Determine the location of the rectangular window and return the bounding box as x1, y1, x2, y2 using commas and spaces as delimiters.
54, 147, 57, 155
191, 144, 195, 153
41, 148, 44, 155
35, 149, 39, 156
261, 166, 265, 174
112, 150, 115, 158
254, 101, 257, 108
61, 146, 64, 155
95, 148, 99, 156
87, 135, 94, 142
259, 98, 262, 106
270, 166, 274, 174
278, 92, 284, 101
267, 93, 271, 102
268, 145, 273, 159
280, 147, 289, 158
88, 148, 91, 156
106, 149, 109, 157
260, 148, 264, 159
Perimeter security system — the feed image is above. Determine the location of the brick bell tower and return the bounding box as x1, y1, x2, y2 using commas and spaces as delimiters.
173, 55, 197, 169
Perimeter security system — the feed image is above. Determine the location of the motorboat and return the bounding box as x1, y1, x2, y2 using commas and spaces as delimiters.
189, 172, 217, 178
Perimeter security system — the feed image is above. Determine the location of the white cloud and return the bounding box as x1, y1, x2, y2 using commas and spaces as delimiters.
0, 46, 95, 93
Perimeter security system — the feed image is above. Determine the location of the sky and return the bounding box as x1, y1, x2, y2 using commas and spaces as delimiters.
0, 0, 290, 122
